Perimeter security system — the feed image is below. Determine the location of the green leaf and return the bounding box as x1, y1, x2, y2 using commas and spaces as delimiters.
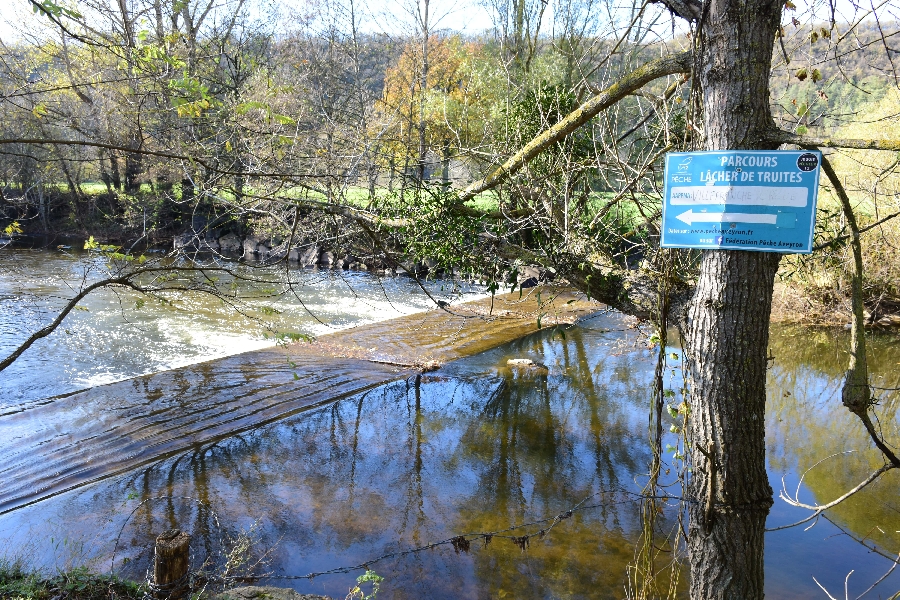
274, 114, 296, 125
235, 100, 268, 114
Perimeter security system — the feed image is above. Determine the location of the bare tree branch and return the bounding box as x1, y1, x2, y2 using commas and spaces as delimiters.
0, 275, 137, 373
813, 210, 900, 251
774, 463, 896, 516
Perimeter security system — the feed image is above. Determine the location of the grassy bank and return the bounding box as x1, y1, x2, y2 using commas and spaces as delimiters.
0, 560, 143, 600
773, 194, 900, 326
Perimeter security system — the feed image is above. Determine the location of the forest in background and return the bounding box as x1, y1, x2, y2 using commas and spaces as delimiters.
0, 1, 898, 322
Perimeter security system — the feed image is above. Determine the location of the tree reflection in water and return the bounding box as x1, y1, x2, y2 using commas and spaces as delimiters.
1, 318, 897, 598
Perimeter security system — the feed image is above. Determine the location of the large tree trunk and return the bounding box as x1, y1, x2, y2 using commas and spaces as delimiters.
685, 0, 783, 597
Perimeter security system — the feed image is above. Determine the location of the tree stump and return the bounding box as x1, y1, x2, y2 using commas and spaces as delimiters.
153, 529, 191, 599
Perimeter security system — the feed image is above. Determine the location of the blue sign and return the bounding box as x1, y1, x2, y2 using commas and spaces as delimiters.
660, 150, 821, 253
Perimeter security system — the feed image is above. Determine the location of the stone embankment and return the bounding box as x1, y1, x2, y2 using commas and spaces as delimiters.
863, 310, 900, 328
173, 230, 555, 288
173, 230, 417, 275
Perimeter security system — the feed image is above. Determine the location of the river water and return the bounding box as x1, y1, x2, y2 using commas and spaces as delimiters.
0, 250, 898, 599
0, 249, 483, 405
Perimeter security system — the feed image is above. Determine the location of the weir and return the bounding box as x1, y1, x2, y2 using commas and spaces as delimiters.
0, 288, 603, 514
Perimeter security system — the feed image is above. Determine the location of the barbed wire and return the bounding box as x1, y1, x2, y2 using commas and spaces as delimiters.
108, 486, 693, 591
236, 488, 690, 582
111, 496, 222, 572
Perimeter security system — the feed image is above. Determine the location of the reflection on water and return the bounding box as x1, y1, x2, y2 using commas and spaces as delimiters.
2, 318, 896, 598
764, 325, 900, 598
0, 268, 898, 598
0, 353, 408, 514
0, 249, 483, 406
2, 316, 677, 599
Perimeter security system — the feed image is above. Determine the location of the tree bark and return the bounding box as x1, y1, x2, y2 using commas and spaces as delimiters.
686, 252, 778, 599
685, 0, 783, 597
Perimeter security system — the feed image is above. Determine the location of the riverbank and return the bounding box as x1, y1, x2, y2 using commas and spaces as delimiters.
0, 562, 327, 600
771, 280, 900, 328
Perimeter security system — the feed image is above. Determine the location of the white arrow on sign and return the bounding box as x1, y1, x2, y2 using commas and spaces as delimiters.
675, 209, 791, 226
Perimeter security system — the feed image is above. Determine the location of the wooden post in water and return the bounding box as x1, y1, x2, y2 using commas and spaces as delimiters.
153, 529, 190, 599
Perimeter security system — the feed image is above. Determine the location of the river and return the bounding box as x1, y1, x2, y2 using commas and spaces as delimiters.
0, 249, 484, 405
0, 249, 898, 599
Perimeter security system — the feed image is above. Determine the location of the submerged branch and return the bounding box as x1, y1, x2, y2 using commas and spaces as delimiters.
818, 155, 871, 410
818, 153, 900, 469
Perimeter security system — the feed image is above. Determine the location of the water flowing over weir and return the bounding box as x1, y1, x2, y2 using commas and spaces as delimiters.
0, 250, 489, 405
0, 355, 404, 514
0, 289, 602, 515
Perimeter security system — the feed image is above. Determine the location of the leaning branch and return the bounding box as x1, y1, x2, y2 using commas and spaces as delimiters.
0, 276, 137, 373
816, 152, 900, 469
460, 51, 692, 201
769, 130, 900, 152
817, 154, 872, 410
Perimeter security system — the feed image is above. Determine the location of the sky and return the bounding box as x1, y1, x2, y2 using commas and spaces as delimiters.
0, 0, 498, 42
0, 0, 886, 45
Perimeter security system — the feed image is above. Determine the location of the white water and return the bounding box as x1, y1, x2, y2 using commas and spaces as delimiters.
0, 249, 486, 406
